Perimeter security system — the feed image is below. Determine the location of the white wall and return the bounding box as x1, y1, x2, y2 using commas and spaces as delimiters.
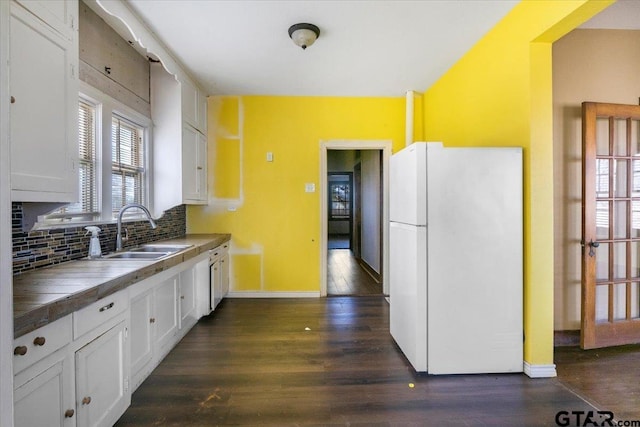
553, 29, 640, 330
361, 150, 381, 273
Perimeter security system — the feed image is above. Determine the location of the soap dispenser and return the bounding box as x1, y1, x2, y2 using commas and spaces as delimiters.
85, 226, 102, 259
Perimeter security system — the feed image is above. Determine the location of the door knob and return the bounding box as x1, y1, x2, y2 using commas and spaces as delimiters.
588, 240, 600, 257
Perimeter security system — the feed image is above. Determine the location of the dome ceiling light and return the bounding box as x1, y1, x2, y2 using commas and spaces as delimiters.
288, 23, 320, 50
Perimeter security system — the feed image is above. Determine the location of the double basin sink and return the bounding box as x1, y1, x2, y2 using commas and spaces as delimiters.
101, 244, 193, 260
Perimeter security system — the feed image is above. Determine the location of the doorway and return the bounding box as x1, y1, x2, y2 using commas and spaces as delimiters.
320, 140, 392, 297
328, 172, 353, 250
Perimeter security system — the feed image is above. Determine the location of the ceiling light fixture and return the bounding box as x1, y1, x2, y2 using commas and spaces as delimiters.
288, 23, 320, 50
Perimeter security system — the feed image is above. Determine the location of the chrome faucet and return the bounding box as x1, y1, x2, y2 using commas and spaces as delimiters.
116, 203, 157, 251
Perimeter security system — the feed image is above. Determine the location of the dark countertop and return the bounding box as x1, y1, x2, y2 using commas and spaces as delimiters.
13, 233, 231, 338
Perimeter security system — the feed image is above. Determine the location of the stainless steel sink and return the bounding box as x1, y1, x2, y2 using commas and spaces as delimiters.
129, 244, 192, 253
103, 251, 169, 260
99, 243, 192, 260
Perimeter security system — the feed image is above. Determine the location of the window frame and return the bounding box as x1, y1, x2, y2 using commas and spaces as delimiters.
37, 82, 153, 227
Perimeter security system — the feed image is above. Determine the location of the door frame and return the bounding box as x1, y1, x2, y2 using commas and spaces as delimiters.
320, 140, 392, 297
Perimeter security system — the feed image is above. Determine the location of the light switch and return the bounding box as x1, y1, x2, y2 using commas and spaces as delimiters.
305, 183, 315, 193
266, 152, 273, 162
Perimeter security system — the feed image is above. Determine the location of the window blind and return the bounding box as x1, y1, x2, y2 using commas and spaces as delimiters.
112, 116, 145, 215
46, 100, 98, 220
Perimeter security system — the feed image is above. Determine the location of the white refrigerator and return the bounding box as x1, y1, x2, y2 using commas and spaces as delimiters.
389, 142, 523, 374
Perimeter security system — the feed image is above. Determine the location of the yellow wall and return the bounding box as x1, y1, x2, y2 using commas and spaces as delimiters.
422, 0, 613, 367
188, 96, 405, 293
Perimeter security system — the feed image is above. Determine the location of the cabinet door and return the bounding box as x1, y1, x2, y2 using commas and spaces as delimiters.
181, 78, 198, 130
154, 275, 179, 354
210, 260, 221, 310
196, 131, 207, 201
15, 0, 76, 40
220, 252, 230, 298
197, 90, 207, 133
195, 258, 211, 317
14, 352, 74, 427
179, 267, 197, 330
130, 290, 153, 391
181, 125, 207, 204
75, 321, 129, 427
9, 3, 78, 202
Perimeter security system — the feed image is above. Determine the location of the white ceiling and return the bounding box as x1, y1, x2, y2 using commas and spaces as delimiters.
578, 0, 640, 30
116, 1, 638, 98
124, 0, 519, 97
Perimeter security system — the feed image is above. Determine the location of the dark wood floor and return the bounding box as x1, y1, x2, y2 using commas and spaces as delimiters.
327, 249, 382, 296
555, 344, 640, 421
116, 297, 598, 426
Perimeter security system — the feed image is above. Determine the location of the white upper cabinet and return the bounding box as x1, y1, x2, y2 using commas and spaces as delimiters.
181, 124, 207, 203
9, 0, 78, 202
15, 0, 76, 40
151, 63, 208, 216
181, 77, 207, 133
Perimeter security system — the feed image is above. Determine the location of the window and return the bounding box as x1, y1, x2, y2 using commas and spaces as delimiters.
40, 84, 151, 226
111, 116, 145, 215
44, 99, 100, 223
328, 173, 352, 220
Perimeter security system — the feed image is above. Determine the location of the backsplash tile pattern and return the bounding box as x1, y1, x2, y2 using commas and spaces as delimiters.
12, 203, 186, 274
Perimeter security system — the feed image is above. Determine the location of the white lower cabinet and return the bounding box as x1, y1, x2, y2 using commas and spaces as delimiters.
179, 267, 197, 330
75, 320, 129, 427
14, 351, 75, 427
154, 274, 179, 358
210, 243, 230, 311
13, 242, 229, 425
129, 289, 154, 391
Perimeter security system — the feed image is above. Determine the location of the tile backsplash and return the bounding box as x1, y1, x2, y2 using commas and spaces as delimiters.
12, 203, 186, 274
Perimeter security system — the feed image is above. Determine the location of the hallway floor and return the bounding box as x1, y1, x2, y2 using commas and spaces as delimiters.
327, 249, 382, 296
555, 343, 640, 422
115, 297, 599, 426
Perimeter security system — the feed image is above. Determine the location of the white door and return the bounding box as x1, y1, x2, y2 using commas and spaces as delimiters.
426, 147, 523, 374
389, 142, 435, 226
389, 221, 427, 372
9, 3, 78, 202
155, 275, 179, 354
75, 321, 129, 427
14, 353, 74, 427
130, 290, 154, 390
179, 267, 197, 329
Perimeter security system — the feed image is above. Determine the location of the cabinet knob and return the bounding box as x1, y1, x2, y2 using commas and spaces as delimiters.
180, 295, 185, 300
150, 317, 156, 323
13, 346, 27, 356
81, 396, 92, 405
64, 409, 75, 418
33, 336, 46, 346
197, 166, 203, 170
10, 96, 15, 104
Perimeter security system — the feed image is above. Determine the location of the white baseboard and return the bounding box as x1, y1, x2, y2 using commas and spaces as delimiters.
226, 291, 321, 298
523, 361, 557, 378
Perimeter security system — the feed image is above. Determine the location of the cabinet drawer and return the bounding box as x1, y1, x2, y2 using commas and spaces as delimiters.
13, 314, 72, 374
209, 243, 229, 260
73, 290, 128, 339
